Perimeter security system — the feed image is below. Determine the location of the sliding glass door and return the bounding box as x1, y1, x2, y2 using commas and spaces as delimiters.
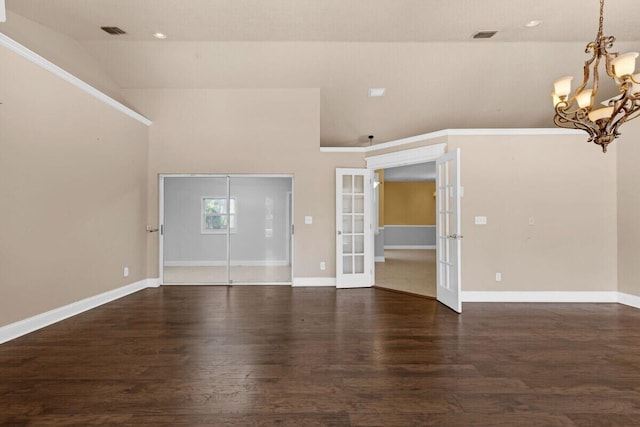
162, 175, 292, 284
229, 177, 292, 284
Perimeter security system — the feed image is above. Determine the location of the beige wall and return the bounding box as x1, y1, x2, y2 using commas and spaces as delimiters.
617, 120, 640, 297
384, 181, 436, 225
123, 88, 364, 279
0, 47, 149, 327
448, 134, 617, 292
1, 13, 129, 107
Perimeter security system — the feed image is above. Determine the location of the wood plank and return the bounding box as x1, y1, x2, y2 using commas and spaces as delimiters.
1, 286, 640, 425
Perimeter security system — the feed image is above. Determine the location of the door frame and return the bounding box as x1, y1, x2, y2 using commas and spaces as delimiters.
158, 173, 295, 285
364, 143, 449, 288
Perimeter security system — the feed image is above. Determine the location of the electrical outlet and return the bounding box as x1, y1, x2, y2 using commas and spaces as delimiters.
320, 261, 326, 271
124, 267, 129, 278
528, 217, 535, 225
495, 272, 502, 282
475, 216, 487, 225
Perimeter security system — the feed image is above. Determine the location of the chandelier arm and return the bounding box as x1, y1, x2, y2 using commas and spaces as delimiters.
554, 108, 598, 139
571, 48, 598, 105
610, 95, 640, 137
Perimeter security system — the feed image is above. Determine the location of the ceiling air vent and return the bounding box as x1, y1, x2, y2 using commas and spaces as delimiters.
473, 30, 498, 39
100, 26, 127, 35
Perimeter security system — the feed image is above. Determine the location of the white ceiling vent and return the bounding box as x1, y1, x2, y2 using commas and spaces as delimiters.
473, 31, 498, 39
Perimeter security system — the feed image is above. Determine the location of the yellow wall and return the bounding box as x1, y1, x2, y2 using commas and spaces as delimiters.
384, 182, 436, 225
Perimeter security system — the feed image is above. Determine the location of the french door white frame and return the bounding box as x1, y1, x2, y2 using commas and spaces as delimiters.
158, 174, 295, 285
336, 168, 374, 288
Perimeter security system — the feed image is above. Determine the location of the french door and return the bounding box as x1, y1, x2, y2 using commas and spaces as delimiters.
336, 168, 373, 288
436, 149, 462, 312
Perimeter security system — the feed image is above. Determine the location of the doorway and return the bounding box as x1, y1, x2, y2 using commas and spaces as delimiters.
159, 174, 294, 285
374, 162, 437, 298
364, 142, 463, 312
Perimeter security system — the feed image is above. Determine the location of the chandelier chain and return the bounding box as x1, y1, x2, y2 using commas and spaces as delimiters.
598, 0, 604, 37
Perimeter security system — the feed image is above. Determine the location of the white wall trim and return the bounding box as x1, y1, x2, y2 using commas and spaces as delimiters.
385, 245, 436, 250
292, 277, 337, 287
366, 144, 446, 170
0, 279, 153, 345
618, 292, 640, 309
375, 256, 385, 263
0, 32, 152, 127
320, 147, 367, 153
363, 128, 583, 153
148, 278, 161, 288
384, 225, 436, 228
164, 260, 290, 267
461, 291, 619, 303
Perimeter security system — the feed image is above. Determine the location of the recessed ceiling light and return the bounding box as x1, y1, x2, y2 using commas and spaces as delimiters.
153, 32, 167, 39
368, 88, 386, 97
525, 20, 542, 28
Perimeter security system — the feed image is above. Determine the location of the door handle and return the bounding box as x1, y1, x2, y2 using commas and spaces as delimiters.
447, 234, 464, 239
337, 231, 342, 235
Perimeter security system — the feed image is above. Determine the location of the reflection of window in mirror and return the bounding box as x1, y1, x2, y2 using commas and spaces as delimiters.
265, 197, 274, 238
201, 197, 237, 234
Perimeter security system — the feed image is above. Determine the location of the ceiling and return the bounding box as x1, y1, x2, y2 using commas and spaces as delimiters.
384, 163, 436, 182
4, 0, 640, 146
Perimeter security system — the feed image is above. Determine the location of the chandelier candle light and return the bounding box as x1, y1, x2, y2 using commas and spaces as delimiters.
552, 0, 640, 153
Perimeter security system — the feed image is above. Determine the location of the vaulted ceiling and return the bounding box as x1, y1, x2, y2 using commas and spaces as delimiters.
4, 0, 640, 146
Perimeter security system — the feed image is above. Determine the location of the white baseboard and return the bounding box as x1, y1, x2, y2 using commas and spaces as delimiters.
148, 278, 161, 287
384, 245, 436, 250
0, 279, 153, 345
292, 277, 337, 287
164, 260, 290, 267
461, 291, 619, 303
375, 256, 385, 263
618, 292, 640, 309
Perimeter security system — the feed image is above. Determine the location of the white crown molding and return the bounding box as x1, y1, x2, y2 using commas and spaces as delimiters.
365, 144, 446, 170
462, 291, 618, 303
320, 146, 367, 153
618, 292, 640, 309
0, 279, 153, 345
0, 32, 152, 126
292, 277, 337, 287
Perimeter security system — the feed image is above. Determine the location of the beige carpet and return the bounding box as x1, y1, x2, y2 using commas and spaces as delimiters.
375, 249, 436, 298
163, 265, 292, 284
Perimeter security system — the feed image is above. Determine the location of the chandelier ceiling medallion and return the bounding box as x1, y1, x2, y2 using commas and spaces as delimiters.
552, 0, 640, 153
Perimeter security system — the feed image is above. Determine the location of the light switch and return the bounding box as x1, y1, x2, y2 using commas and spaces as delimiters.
475, 216, 487, 225
304, 216, 313, 225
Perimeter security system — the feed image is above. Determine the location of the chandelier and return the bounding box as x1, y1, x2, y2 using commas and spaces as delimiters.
552, 0, 640, 153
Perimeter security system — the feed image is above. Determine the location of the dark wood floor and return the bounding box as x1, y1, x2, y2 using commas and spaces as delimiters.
2, 287, 640, 426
